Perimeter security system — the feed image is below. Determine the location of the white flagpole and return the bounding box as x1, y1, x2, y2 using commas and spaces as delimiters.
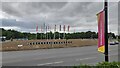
59, 25, 61, 39
41, 25, 42, 39
36, 25, 38, 40
49, 26, 51, 39
54, 25, 56, 39
63, 25, 65, 39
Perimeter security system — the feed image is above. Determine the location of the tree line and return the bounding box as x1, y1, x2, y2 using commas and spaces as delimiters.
0, 28, 117, 40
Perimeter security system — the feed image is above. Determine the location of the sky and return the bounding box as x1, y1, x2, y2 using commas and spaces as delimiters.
0, 1, 119, 35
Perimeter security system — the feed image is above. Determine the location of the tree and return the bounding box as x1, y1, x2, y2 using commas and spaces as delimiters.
1, 28, 117, 40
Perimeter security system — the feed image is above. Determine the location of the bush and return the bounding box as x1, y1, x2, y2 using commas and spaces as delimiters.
76, 62, 120, 68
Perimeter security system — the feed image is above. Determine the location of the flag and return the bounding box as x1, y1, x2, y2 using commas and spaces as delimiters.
63, 25, 65, 31
60, 25, 61, 31
55, 25, 56, 32
36, 25, 38, 32
97, 10, 105, 53
68, 25, 70, 32
46, 26, 47, 32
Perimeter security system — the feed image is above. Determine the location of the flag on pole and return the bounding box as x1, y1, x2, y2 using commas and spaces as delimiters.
55, 25, 56, 32
36, 25, 38, 32
63, 25, 66, 39
54, 25, 56, 39
63, 25, 65, 32
59, 25, 61, 39
68, 25, 70, 32
46, 26, 47, 32
60, 25, 61, 31
36, 25, 38, 39
97, 10, 105, 53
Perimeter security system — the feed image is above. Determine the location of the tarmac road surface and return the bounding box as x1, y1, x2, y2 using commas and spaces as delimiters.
2, 45, 118, 66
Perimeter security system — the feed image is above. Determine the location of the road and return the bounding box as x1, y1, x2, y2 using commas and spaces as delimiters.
2, 45, 118, 66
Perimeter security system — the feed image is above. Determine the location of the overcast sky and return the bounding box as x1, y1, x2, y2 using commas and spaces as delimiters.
0, 1, 118, 35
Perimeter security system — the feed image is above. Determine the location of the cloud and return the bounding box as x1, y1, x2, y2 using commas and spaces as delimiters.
0, 2, 118, 34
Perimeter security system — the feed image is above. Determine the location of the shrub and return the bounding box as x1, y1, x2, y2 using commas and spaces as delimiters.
76, 62, 120, 68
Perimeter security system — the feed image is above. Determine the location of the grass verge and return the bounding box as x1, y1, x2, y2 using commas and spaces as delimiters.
74, 62, 120, 68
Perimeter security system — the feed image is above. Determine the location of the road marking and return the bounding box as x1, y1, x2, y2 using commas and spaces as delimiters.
76, 57, 96, 61
37, 61, 64, 66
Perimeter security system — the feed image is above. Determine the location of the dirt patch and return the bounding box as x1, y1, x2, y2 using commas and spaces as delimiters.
1, 39, 98, 51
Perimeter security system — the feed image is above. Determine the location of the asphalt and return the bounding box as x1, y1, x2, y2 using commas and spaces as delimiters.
2, 45, 118, 66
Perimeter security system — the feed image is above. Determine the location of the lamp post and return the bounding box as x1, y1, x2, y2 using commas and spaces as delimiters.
104, 0, 109, 62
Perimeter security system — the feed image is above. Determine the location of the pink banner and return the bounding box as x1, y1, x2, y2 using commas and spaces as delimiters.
36, 25, 38, 32
97, 10, 105, 53
68, 25, 70, 32
63, 25, 65, 31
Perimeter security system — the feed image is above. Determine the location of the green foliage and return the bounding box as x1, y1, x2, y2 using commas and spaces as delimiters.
97, 61, 120, 67
76, 62, 120, 68
0, 28, 117, 40
108, 32, 116, 39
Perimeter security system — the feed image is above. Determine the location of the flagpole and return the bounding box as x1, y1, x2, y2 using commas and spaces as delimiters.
47, 26, 48, 40
49, 26, 51, 39
46, 28, 47, 40
36, 25, 38, 40
48, 25, 49, 40
63, 31, 65, 39
36, 33, 37, 39
63, 25, 64, 39
41, 26, 42, 39
104, 0, 109, 62
59, 33, 60, 39
54, 32, 55, 39
59, 25, 61, 39
46, 26, 47, 40
68, 25, 70, 39
54, 25, 56, 39
43, 18, 45, 39
44, 16, 47, 40
63, 25, 65, 39
41, 32, 42, 39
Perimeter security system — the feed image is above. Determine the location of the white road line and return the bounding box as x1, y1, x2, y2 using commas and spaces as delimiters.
37, 61, 64, 66
76, 57, 96, 61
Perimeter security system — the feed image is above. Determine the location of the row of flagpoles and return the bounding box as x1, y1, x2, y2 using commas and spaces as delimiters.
36, 24, 70, 33
36, 23, 70, 40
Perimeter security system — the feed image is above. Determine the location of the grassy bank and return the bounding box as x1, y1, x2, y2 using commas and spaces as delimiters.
74, 62, 120, 68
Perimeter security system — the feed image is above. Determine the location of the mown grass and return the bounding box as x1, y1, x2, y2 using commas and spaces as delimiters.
74, 62, 120, 68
